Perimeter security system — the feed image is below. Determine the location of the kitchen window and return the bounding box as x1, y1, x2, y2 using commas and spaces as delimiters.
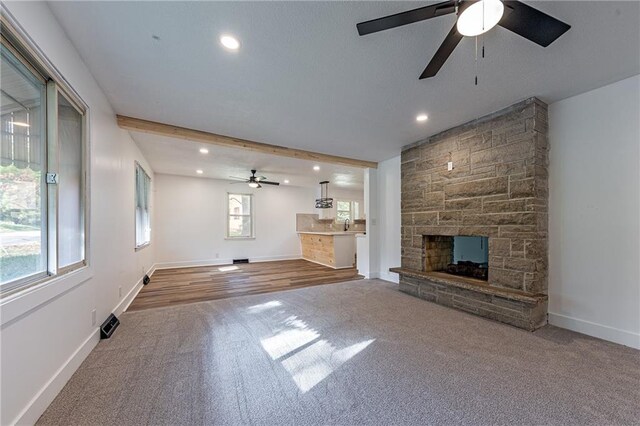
227, 193, 254, 238
335, 200, 359, 223
0, 26, 88, 296
135, 162, 151, 249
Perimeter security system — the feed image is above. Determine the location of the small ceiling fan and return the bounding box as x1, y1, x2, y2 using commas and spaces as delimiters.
356, 0, 570, 79
229, 169, 280, 188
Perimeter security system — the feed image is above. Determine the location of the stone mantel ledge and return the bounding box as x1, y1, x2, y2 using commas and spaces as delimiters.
389, 268, 547, 305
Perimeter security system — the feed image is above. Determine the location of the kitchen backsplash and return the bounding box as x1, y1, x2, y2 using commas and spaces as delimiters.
296, 213, 366, 232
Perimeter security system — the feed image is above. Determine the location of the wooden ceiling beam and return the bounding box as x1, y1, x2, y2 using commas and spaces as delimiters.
116, 115, 378, 169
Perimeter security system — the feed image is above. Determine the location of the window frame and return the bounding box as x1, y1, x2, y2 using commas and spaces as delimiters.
335, 199, 357, 223
0, 12, 90, 298
134, 161, 151, 250
51, 83, 88, 275
226, 192, 255, 240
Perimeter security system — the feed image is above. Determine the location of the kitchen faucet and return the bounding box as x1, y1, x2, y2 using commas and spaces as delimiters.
344, 218, 350, 232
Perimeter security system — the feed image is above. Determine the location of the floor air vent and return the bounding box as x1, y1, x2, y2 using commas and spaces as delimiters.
100, 313, 120, 339
233, 259, 249, 264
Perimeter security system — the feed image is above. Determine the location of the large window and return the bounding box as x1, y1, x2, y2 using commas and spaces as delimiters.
227, 193, 253, 238
0, 26, 87, 294
135, 163, 151, 249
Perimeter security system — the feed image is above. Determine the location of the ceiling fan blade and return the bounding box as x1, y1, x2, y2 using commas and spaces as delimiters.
259, 181, 280, 186
499, 1, 570, 47
420, 23, 463, 79
357, 0, 456, 36
255, 176, 268, 181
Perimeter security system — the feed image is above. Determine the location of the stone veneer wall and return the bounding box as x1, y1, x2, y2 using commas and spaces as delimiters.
398, 98, 549, 329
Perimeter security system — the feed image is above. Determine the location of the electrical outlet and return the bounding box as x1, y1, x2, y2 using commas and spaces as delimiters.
447, 161, 454, 171
118, 286, 122, 298
215, 253, 219, 258
91, 309, 96, 327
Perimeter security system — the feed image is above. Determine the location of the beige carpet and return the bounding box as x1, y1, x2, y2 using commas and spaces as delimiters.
37, 279, 640, 425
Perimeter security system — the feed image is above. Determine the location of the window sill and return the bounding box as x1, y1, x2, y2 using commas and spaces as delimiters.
135, 242, 151, 252
0, 265, 93, 327
224, 237, 256, 240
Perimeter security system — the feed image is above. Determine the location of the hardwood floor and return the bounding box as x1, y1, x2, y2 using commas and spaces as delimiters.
128, 259, 362, 311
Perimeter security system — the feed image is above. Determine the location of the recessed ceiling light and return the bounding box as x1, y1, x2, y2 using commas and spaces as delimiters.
10, 121, 30, 127
313, 165, 320, 171
416, 114, 428, 122
220, 35, 240, 51
199, 148, 209, 154
284, 179, 290, 184
196, 169, 203, 174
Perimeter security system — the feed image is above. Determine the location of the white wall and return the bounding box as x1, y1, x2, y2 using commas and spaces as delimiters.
376, 156, 401, 283
154, 174, 317, 267
0, 3, 155, 424
548, 74, 640, 349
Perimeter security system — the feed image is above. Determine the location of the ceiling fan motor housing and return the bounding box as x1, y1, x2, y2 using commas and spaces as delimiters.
230, 169, 280, 188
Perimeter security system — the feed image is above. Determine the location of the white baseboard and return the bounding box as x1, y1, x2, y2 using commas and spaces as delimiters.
113, 264, 157, 316
154, 255, 302, 270
12, 329, 100, 426
11, 264, 157, 425
548, 312, 640, 350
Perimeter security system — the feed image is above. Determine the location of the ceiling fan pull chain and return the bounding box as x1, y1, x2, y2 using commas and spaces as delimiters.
475, 36, 478, 86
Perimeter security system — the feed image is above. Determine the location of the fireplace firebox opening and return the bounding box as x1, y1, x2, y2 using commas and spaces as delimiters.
424, 235, 488, 281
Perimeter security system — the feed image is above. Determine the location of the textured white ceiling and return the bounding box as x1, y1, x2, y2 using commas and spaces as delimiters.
49, 1, 640, 162
131, 131, 365, 189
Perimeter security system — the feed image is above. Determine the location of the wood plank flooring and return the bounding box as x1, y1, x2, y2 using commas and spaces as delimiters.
128, 259, 362, 311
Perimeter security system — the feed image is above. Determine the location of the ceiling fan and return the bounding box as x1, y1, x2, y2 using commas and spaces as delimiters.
356, 0, 570, 79
229, 169, 280, 188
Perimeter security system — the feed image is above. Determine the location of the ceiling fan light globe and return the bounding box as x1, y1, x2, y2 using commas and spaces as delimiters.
248, 182, 259, 188
456, 0, 504, 37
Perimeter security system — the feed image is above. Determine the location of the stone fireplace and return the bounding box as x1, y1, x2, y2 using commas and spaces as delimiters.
390, 98, 549, 331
